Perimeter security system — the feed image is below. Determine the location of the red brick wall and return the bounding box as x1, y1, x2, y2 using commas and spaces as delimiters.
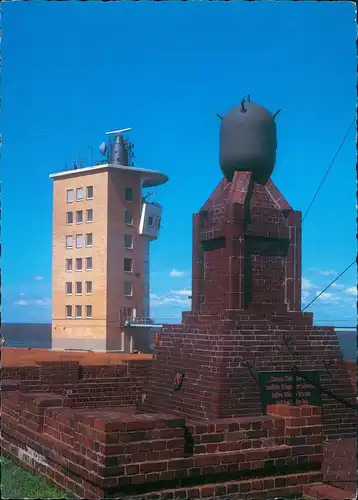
1, 360, 151, 408
251, 254, 286, 305
1, 399, 324, 499
344, 361, 356, 392
191, 173, 302, 315
142, 318, 356, 439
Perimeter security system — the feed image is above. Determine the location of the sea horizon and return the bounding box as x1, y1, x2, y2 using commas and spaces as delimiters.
0, 322, 356, 362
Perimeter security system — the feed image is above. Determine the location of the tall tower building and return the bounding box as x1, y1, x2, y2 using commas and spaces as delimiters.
50, 129, 168, 352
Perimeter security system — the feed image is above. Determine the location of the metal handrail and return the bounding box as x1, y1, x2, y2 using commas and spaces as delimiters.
124, 317, 156, 326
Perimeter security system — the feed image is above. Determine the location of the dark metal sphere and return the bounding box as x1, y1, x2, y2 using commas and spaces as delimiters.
219, 101, 277, 185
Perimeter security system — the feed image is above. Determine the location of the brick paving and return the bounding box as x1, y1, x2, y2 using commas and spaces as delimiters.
1, 346, 152, 366
323, 438, 357, 493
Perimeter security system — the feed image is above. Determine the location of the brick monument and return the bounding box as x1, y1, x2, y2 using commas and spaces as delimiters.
141, 101, 356, 439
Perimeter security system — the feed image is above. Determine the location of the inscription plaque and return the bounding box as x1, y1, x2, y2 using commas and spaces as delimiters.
259, 370, 321, 414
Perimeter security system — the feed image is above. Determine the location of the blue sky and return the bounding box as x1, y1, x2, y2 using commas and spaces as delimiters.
2, 1, 356, 325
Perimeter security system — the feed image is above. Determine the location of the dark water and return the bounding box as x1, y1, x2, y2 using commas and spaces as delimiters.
0, 323, 356, 362
1, 323, 52, 349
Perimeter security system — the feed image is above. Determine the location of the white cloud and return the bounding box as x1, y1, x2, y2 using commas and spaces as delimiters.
301, 278, 319, 302
19, 292, 25, 296
331, 283, 345, 290
32, 276, 44, 281
319, 270, 337, 276
169, 269, 187, 277
309, 268, 337, 277
316, 292, 341, 304
344, 286, 357, 296
169, 289, 192, 297
14, 298, 51, 307
302, 278, 318, 291
315, 288, 355, 305
150, 288, 192, 308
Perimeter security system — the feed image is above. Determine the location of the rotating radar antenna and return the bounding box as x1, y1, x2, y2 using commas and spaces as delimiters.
105, 128, 132, 136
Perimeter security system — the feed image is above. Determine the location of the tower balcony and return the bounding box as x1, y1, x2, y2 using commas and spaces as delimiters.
139, 202, 162, 240
119, 309, 162, 328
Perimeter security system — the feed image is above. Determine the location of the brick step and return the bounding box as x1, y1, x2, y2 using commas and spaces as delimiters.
0, 431, 322, 500
43, 408, 75, 443
185, 415, 286, 452
108, 471, 323, 500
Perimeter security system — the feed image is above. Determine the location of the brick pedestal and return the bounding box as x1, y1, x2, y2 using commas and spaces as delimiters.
1, 393, 326, 499
142, 172, 356, 440
140, 314, 356, 439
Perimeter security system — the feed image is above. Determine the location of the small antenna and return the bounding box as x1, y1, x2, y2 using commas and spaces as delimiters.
240, 99, 247, 113
273, 109, 281, 118
216, 113, 223, 120
247, 94, 251, 102
88, 146, 93, 166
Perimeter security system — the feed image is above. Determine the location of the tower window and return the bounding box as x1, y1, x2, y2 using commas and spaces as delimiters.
124, 282, 133, 297
124, 234, 133, 249
75, 305, 82, 319
66, 212, 73, 225
65, 282, 72, 295
76, 187, 83, 201
85, 281, 92, 295
125, 188, 133, 201
125, 211, 133, 225
66, 235, 73, 249
85, 305, 92, 318
86, 209, 93, 223
66, 189, 74, 203
85, 257, 93, 271
123, 307, 133, 320
76, 234, 83, 248
148, 216, 153, 226
66, 305, 73, 318
75, 258, 83, 271
66, 259, 73, 272
86, 186, 93, 200
124, 258, 133, 272
76, 281, 83, 295
76, 211, 83, 224
85, 233, 93, 247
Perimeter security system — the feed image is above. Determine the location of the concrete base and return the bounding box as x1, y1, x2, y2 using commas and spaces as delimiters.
51, 338, 108, 352
52, 329, 153, 354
